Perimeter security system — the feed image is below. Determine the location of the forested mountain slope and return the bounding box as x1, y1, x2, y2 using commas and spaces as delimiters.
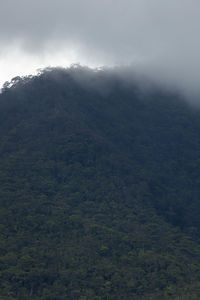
0, 67, 200, 299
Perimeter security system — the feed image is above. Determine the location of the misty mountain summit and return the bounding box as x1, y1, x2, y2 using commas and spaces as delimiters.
0, 67, 200, 299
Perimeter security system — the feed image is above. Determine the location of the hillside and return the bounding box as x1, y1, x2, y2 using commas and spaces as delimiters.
0, 67, 200, 299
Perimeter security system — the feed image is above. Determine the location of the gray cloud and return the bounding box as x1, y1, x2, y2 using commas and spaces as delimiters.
1, 0, 200, 98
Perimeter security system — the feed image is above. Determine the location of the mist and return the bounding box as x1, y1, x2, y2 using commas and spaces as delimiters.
1, 0, 200, 100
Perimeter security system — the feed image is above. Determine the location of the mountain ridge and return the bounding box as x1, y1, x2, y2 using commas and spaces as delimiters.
0, 67, 200, 299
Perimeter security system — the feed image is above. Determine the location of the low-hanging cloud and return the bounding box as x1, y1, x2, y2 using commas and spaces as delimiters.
1, 0, 200, 99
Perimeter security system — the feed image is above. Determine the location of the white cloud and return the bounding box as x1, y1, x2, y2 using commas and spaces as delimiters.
1, 0, 200, 97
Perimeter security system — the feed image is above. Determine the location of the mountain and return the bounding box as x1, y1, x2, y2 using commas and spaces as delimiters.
0, 67, 200, 299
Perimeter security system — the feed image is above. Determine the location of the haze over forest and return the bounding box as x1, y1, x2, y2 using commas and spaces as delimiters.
1, 0, 200, 100
1, 1, 200, 299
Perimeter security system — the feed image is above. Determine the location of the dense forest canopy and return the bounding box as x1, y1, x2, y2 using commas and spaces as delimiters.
0, 66, 200, 299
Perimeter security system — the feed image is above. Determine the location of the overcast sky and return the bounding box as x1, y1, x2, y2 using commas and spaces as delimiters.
1, 0, 200, 96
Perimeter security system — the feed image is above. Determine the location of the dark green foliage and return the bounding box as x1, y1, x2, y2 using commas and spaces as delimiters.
0, 67, 200, 299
